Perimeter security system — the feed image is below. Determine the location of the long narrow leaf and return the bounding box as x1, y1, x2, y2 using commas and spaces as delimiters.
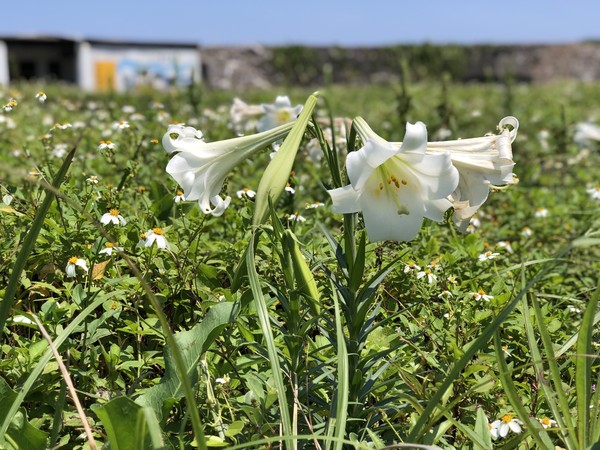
1, 145, 76, 334
0, 292, 108, 440
327, 284, 349, 450
407, 245, 570, 442
246, 231, 293, 449
253, 93, 318, 225
529, 294, 577, 448
576, 282, 599, 448
493, 333, 554, 449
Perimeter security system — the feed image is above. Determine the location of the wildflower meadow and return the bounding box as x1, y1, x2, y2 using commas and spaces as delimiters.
0, 78, 599, 449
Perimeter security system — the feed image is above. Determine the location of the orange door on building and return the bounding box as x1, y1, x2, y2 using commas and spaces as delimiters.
95, 61, 116, 91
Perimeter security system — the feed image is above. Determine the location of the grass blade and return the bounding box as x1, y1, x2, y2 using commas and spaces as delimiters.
246, 231, 293, 449
529, 294, 578, 448
326, 284, 349, 450
0, 144, 76, 335
0, 292, 107, 440
253, 93, 318, 225
576, 282, 599, 448
407, 245, 570, 442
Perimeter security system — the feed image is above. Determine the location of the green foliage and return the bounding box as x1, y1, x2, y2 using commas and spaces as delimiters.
0, 78, 599, 449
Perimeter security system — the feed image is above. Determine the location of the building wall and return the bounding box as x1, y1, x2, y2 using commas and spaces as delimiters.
4, 41, 77, 82
0, 41, 8, 85
83, 44, 201, 92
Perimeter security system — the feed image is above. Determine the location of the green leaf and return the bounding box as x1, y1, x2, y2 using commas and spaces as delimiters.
282, 229, 321, 316
0, 378, 48, 450
224, 420, 245, 438
93, 396, 164, 450
576, 283, 599, 448
136, 301, 240, 418
0, 293, 111, 441
253, 93, 319, 225
0, 144, 77, 334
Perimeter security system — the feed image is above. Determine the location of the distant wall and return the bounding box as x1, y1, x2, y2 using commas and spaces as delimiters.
201, 43, 600, 90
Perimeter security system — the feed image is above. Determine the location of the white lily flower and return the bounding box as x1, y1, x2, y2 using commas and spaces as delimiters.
328, 117, 459, 242
229, 97, 263, 134
574, 121, 600, 147
256, 96, 303, 133
421, 116, 519, 230
163, 122, 295, 216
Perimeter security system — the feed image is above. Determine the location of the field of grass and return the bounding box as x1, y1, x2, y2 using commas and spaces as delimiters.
0, 79, 599, 449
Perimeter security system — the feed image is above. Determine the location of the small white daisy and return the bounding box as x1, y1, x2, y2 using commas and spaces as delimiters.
236, 188, 256, 199
287, 212, 306, 222
113, 119, 130, 130
587, 187, 600, 200
86, 175, 99, 184
284, 184, 295, 194
538, 417, 557, 429
101, 209, 127, 226
521, 226, 532, 237
404, 261, 421, 273
144, 228, 169, 249
52, 122, 72, 130
490, 414, 523, 438
471, 289, 493, 302
496, 241, 513, 254
35, 91, 47, 103
98, 140, 115, 151
215, 374, 231, 384
174, 191, 186, 203
305, 201, 325, 209
534, 208, 548, 218
99, 242, 124, 256
65, 257, 88, 278
478, 251, 500, 262
416, 269, 437, 284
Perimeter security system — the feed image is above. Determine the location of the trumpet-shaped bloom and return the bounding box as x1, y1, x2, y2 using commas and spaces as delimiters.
256, 96, 303, 133
328, 117, 459, 242
229, 97, 264, 134
422, 116, 519, 230
163, 122, 295, 216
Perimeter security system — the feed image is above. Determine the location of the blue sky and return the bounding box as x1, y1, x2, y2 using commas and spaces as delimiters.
2, 0, 599, 46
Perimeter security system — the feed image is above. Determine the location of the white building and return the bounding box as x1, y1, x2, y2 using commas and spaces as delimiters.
0, 35, 202, 91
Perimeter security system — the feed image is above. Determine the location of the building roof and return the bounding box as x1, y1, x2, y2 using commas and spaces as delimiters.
0, 34, 199, 49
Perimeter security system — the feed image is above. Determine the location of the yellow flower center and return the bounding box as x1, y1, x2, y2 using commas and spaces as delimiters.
106, 242, 114, 248
501, 414, 513, 423
68, 256, 79, 264
177, 191, 184, 196
375, 165, 409, 215
140, 233, 147, 239
151, 139, 159, 144
109, 208, 120, 216
540, 417, 551, 426
478, 289, 486, 295
152, 228, 164, 235
277, 110, 292, 123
